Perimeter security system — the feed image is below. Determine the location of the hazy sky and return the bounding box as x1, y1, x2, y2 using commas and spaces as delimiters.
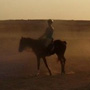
0, 0, 90, 20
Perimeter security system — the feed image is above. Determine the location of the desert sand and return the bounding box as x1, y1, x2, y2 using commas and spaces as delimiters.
0, 20, 90, 90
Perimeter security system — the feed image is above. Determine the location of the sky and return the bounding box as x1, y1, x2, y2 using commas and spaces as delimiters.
0, 0, 90, 20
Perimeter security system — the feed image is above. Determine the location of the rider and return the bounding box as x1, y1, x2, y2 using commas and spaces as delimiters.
39, 19, 54, 49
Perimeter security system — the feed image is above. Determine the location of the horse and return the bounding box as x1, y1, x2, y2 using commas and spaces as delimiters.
19, 37, 67, 76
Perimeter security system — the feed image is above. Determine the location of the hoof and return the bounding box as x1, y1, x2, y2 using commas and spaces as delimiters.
49, 72, 52, 76
36, 70, 40, 76
36, 72, 40, 76
61, 72, 65, 75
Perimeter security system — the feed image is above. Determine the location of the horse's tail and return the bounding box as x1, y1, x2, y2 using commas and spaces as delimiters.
63, 41, 67, 45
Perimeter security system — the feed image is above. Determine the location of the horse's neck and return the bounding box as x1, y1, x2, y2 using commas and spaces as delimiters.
28, 39, 38, 48
29, 39, 40, 55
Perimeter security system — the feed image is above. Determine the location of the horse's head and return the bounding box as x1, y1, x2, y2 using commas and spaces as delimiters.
19, 37, 33, 52
19, 37, 25, 52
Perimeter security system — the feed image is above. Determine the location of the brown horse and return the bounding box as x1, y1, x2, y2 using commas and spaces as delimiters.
19, 37, 67, 75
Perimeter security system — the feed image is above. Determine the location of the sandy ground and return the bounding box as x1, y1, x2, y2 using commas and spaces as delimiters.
0, 20, 90, 90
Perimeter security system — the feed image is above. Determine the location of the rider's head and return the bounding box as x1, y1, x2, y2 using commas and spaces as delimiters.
48, 19, 53, 25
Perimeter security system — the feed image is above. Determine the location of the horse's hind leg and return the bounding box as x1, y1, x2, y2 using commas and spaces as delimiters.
42, 57, 52, 76
62, 56, 66, 65
36, 57, 40, 76
58, 55, 66, 74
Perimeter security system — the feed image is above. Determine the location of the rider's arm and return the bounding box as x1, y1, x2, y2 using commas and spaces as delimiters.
39, 28, 48, 39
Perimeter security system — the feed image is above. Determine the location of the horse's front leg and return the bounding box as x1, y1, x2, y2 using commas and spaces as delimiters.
36, 56, 40, 76
42, 57, 52, 76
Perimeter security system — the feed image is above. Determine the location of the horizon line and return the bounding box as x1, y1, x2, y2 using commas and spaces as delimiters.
1, 19, 90, 21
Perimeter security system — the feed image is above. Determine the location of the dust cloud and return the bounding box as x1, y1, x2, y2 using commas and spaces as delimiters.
0, 20, 90, 90
0, 20, 90, 76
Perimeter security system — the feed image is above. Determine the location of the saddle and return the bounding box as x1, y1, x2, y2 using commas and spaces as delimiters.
45, 41, 54, 55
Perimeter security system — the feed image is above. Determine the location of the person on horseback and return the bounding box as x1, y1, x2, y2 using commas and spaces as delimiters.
39, 19, 54, 50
